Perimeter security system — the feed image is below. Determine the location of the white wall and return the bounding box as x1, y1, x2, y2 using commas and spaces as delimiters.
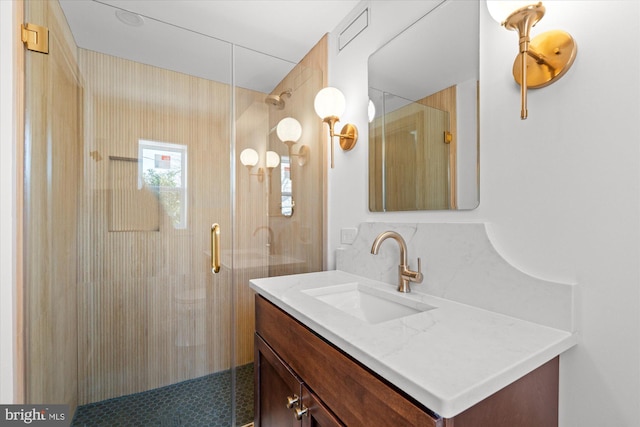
0, 0, 17, 404
328, 1, 640, 426
456, 77, 478, 208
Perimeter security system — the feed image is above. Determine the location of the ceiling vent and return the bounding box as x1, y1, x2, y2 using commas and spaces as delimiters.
338, 7, 368, 51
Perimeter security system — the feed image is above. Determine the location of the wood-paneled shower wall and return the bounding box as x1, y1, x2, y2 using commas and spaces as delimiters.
77, 40, 326, 403
77, 49, 235, 404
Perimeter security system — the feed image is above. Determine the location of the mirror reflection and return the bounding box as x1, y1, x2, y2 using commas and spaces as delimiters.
368, 0, 479, 211
265, 66, 322, 218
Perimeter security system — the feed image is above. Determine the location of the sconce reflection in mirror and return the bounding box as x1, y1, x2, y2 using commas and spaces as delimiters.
314, 87, 358, 168
276, 117, 309, 167
487, 1, 577, 119
240, 148, 280, 190
240, 148, 264, 182
265, 150, 280, 187
367, 99, 375, 124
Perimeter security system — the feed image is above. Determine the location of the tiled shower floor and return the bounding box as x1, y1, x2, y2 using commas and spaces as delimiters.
71, 363, 254, 427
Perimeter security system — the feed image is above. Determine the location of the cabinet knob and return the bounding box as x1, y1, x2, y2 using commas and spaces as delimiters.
294, 405, 308, 420
286, 394, 299, 409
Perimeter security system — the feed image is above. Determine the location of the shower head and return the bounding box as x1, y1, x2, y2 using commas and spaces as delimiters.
265, 89, 292, 110
265, 94, 284, 109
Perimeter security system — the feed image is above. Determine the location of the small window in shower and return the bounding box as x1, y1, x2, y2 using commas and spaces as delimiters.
280, 156, 292, 217
138, 140, 187, 229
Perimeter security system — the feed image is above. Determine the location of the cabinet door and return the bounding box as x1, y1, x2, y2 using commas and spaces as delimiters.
255, 334, 302, 427
301, 385, 344, 427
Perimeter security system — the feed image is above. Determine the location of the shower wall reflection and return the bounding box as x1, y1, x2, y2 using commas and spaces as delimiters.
233, 40, 327, 369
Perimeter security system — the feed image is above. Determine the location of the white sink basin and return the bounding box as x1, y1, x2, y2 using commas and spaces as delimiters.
303, 282, 435, 324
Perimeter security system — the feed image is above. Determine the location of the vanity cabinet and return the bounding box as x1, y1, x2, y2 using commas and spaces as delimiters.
254, 295, 560, 427
255, 334, 342, 426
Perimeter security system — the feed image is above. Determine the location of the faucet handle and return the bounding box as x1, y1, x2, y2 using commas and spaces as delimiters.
414, 257, 423, 283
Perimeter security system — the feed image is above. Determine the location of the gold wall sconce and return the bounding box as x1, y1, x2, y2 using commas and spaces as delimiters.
240, 148, 264, 182
314, 87, 358, 168
487, 1, 577, 120
276, 117, 309, 167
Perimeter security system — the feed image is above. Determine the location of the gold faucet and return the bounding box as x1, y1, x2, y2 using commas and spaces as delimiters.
371, 231, 423, 293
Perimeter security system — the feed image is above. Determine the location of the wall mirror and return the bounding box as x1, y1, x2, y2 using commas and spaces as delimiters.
368, 0, 479, 211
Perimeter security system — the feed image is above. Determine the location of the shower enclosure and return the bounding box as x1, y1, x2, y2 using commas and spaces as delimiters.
22, 1, 326, 425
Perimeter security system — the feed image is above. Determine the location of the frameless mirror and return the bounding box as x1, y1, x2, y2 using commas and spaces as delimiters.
368, 0, 479, 211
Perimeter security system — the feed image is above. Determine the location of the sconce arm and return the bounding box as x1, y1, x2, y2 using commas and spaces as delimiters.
527, 48, 550, 67
503, 2, 545, 120
490, 1, 577, 119
321, 116, 358, 168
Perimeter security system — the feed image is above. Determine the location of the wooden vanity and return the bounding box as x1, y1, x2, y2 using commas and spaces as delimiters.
254, 295, 560, 427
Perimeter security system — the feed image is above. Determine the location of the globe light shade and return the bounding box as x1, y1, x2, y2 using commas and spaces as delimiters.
240, 148, 259, 167
486, 1, 539, 24
276, 117, 302, 143
314, 87, 346, 119
266, 151, 280, 169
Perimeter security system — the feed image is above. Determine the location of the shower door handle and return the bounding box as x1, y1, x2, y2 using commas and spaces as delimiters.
211, 223, 221, 274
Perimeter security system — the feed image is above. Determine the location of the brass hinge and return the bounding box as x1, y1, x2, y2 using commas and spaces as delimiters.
444, 131, 452, 144
21, 23, 49, 54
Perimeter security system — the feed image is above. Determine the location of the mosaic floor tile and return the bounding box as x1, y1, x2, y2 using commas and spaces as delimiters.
71, 363, 254, 427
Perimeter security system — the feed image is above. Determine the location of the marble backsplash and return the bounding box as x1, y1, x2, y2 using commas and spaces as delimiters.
336, 222, 576, 332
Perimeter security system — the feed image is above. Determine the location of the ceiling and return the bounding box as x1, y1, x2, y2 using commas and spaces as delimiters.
59, 0, 360, 93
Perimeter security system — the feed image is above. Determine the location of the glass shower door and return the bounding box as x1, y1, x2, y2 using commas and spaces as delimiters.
24, 2, 326, 426
23, 1, 241, 425
74, 28, 238, 427
231, 47, 325, 426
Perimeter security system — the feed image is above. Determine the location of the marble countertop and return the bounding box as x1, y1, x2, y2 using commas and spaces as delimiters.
250, 270, 577, 418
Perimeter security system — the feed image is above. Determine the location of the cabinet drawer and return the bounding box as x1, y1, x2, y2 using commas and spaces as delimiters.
255, 295, 440, 427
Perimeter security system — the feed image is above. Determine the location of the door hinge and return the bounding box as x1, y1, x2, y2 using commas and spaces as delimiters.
21, 23, 49, 54
444, 131, 452, 144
